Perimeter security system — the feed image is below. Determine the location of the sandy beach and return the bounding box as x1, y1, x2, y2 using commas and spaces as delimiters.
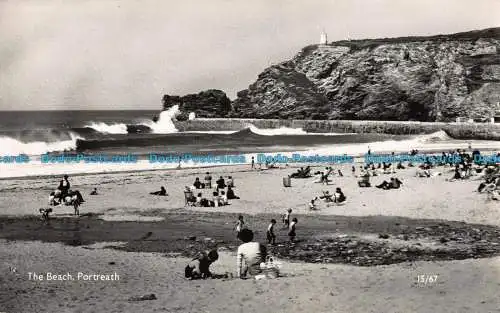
0, 162, 498, 224
1, 162, 499, 313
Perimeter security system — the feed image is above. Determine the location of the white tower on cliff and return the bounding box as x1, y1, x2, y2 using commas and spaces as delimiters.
320, 31, 328, 45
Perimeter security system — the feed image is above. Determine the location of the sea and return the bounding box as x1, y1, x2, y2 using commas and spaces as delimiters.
0, 107, 498, 178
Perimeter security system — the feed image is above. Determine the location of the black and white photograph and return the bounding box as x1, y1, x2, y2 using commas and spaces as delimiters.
0, 0, 499, 312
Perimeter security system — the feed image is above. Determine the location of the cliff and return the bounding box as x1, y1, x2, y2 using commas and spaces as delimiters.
232, 28, 500, 121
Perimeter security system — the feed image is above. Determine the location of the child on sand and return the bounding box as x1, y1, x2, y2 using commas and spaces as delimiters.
220, 190, 228, 205
235, 215, 245, 240
267, 219, 276, 245
309, 198, 318, 210
282, 209, 292, 228
184, 249, 219, 280
288, 218, 298, 242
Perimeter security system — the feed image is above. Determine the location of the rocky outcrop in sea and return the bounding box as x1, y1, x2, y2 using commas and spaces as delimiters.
161, 89, 231, 120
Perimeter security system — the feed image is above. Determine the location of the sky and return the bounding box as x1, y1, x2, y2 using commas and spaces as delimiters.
0, 0, 499, 110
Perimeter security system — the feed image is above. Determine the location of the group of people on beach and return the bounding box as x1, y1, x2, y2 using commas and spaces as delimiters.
235, 210, 298, 245
48, 175, 85, 207
44, 174, 98, 218
315, 187, 347, 206
185, 210, 299, 281
185, 172, 240, 207
185, 227, 269, 280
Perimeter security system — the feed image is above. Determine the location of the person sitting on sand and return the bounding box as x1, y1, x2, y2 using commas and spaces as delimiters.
334, 188, 346, 203
383, 163, 394, 174
397, 162, 405, 170
90, 188, 98, 195
236, 229, 267, 279
195, 192, 203, 205
150, 186, 167, 196
193, 177, 205, 189
290, 166, 311, 178
479, 176, 500, 193
212, 191, 222, 207
288, 218, 298, 242
184, 186, 196, 203
227, 186, 240, 199
358, 170, 371, 187
227, 176, 234, 188
283, 208, 292, 228
313, 171, 323, 183
216, 176, 226, 190
309, 198, 318, 210
290, 167, 305, 179
390, 177, 403, 189
448, 167, 462, 181
197, 193, 211, 207
185, 249, 219, 280
319, 190, 334, 202
490, 190, 500, 201
376, 177, 403, 190
337, 169, 343, 177
220, 190, 228, 205
416, 165, 431, 178
49, 191, 61, 206
66, 189, 85, 204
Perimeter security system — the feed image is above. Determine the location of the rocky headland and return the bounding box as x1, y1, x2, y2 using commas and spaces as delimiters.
163, 28, 500, 123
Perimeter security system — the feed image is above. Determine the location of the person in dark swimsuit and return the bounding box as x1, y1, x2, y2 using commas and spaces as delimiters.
150, 186, 167, 196
227, 186, 240, 199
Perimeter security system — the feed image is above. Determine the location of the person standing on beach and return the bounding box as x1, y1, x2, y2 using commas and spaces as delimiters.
251, 156, 255, 169
283, 208, 292, 228
204, 172, 212, 189
266, 219, 276, 245
177, 155, 182, 169
235, 215, 245, 240
58, 175, 71, 198
288, 218, 298, 242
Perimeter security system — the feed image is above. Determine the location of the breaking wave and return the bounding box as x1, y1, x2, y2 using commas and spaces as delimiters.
84, 122, 128, 134
139, 105, 180, 134
0, 133, 82, 155
246, 124, 308, 136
